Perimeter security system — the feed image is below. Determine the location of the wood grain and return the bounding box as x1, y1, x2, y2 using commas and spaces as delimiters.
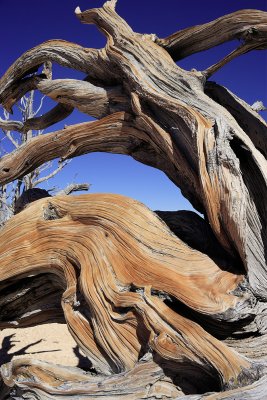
0, 1, 267, 398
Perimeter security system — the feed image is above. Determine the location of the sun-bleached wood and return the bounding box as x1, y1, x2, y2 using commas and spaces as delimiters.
0, 1, 267, 398
156, 10, 267, 76
0, 195, 262, 395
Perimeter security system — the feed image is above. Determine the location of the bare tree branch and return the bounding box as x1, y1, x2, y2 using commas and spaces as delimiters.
2, 130, 19, 148
0, 118, 24, 132
0, 89, 84, 223
0, 40, 114, 112
203, 42, 263, 78
205, 81, 267, 158
0, 104, 74, 133
0, 111, 203, 214
24, 103, 74, 132
57, 182, 90, 195
33, 95, 46, 117
156, 10, 267, 61
1, 74, 44, 113
32, 161, 66, 187
37, 79, 131, 118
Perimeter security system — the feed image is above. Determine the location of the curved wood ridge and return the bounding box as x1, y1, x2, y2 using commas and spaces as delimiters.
0, 194, 262, 397
0, 1, 267, 398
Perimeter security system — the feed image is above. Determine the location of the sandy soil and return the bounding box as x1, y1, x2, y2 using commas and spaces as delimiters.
0, 323, 91, 369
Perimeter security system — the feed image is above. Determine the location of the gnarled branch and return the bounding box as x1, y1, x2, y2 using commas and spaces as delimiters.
1, 2, 267, 398
0, 118, 24, 133
0, 194, 259, 390
156, 10, 267, 61
37, 79, 131, 118
205, 81, 267, 158
23, 103, 74, 132
56, 183, 90, 195
0, 40, 113, 112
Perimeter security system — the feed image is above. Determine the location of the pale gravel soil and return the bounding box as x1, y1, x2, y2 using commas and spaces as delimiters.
0, 323, 91, 369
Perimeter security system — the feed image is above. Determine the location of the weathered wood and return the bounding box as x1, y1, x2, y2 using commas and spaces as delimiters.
0, 357, 183, 399
23, 103, 74, 132
0, 40, 108, 110
156, 10, 267, 61
37, 79, 131, 118
0, 103, 74, 133
2, 2, 267, 299
205, 81, 267, 158
0, 194, 262, 395
0, 1, 267, 398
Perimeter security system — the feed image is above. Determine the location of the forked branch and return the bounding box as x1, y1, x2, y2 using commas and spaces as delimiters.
156, 10, 267, 61
0, 40, 112, 112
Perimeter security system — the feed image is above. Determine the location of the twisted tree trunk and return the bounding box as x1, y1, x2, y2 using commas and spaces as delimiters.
0, 2, 267, 398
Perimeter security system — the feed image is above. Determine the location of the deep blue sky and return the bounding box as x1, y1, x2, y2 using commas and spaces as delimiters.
0, 0, 266, 211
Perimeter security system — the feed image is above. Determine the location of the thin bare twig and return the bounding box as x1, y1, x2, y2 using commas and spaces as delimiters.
2, 131, 19, 148
32, 161, 68, 187
56, 182, 91, 195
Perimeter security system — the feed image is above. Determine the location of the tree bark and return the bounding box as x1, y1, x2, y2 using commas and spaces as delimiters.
0, 2, 267, 398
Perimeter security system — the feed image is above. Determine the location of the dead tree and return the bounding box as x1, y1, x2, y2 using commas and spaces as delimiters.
0, 2, 267, 398
0, 89, 89, 227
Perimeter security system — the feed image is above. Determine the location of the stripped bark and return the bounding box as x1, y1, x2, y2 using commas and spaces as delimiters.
0, 1, 267, 398
156, 10, 267, 75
